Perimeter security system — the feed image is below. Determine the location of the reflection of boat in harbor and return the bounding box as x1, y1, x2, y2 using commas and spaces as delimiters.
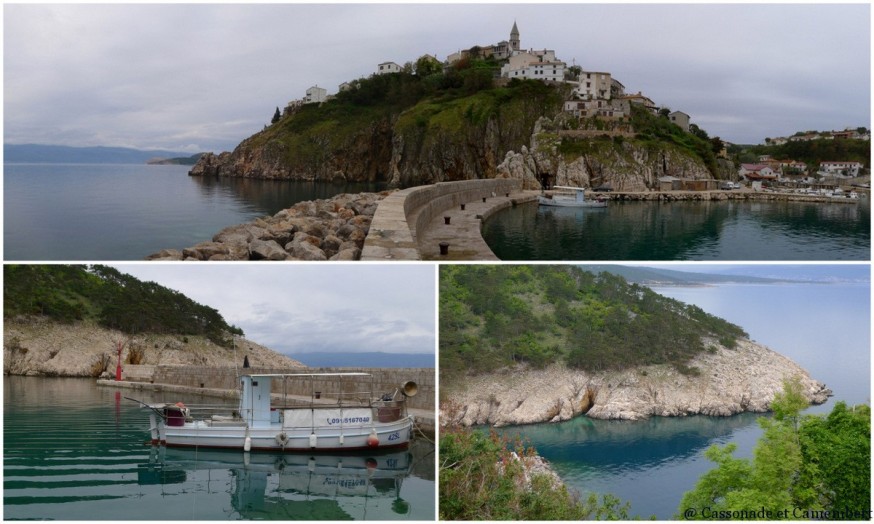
137, 447, 416, 519
538, 186, 608, 208
131, 372, 418, 452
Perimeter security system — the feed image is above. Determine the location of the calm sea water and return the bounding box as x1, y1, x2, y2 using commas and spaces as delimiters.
3, 163, 385, 260
3, 377, 435, 520
496, 281, 870, 519
482, 200, 871, 260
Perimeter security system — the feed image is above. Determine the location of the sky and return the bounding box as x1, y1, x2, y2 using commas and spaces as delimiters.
4, 3, 869, 153
110, 263, 436, 357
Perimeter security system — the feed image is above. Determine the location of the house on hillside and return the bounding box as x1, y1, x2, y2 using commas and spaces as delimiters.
305, 85, 328, 104
819, 161, 864, 177
376, 61, 402, 75
617, 92, 657, 114
570, 71, 613, 100
500, 50, 566, 82
669, 111, 690, 132
739, 163, 777, 181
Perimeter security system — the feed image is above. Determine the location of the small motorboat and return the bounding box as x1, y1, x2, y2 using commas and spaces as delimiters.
538, 186, 607, 208
132, 372, 418, 452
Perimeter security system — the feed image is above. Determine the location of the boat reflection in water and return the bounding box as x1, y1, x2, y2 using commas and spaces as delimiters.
137, 447, 416, 519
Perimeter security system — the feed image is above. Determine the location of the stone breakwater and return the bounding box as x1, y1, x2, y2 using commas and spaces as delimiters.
147, 191, 392, 261
445, 339, 832, 427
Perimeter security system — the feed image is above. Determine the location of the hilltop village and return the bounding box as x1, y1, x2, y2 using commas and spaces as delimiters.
281, 22, 869, 195
289, 22, 684, 140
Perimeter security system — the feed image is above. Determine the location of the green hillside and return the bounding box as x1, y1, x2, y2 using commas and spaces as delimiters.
3, 265, 243, 345
440, 265, 747, 378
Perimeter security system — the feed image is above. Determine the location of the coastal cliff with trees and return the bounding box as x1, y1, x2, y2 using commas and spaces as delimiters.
439, 265, 830, 426
3, 265, 302, 376
190, 61, 732, 191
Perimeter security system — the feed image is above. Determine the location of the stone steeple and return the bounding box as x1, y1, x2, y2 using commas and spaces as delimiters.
510, 21, 520, 51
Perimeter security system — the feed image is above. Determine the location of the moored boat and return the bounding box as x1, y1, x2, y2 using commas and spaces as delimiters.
133, 372, 418, 452
538, 186, 607, 208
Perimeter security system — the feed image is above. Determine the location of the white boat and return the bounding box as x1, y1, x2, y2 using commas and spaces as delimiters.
538, 186, 607, 208
133, 372, 418, 453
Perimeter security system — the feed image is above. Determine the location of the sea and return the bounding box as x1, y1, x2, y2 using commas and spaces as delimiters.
3, 163, 385, 261
482, 199, 871, 260
494, 279, 870, 519
2, 377, 436, 520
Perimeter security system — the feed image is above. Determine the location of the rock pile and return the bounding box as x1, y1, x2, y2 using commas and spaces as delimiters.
147, 191, 392, 261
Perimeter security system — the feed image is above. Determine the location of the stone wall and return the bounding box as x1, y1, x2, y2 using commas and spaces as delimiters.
123, 364, 435, 411
362, 179, 523, 260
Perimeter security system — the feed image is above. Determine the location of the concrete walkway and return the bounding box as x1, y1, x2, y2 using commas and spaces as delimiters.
417, 191, 539, 260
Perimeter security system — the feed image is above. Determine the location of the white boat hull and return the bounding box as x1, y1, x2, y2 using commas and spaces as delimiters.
150, 409, 414, 452
538, 195, 607, 208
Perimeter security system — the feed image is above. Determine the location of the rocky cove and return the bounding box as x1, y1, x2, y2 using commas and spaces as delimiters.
444, 338, 831, 427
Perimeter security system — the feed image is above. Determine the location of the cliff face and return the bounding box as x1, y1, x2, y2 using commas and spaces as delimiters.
444, 339, 831, 427
4, 316, 305, 377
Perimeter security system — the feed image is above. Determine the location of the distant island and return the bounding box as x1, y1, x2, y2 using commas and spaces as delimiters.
146, 153, 206, 166
4, 143, 204, 165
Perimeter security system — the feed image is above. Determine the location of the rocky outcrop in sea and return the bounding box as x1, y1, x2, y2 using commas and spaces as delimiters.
146, 191, 391, 261
444, 339, 831, 427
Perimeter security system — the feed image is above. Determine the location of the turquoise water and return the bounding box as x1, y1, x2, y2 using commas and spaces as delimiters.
3, 377, 435, 520
482, 199, 870, 260
3, 163, 385, 260
497, 280, 870, 519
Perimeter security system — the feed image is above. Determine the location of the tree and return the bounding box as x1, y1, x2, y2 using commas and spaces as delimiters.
271, 106, 281, 124
678, 379, 870, 520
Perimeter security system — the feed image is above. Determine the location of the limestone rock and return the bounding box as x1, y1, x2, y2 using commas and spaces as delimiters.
445, 339, 831, 427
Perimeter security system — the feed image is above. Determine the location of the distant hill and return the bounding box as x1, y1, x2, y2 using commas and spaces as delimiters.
290, 351, 435, 368
147, 153, 206, 166
4, 143, 199, 164
588, 265, 869, 285
583, 265, 790, 285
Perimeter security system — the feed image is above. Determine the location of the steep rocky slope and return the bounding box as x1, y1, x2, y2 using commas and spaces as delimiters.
444, 338, 831, 427
4, 316, 305, 377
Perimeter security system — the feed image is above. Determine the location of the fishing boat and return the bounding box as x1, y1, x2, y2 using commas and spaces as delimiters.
132, 372, 418, 452
538, 186, 607, 208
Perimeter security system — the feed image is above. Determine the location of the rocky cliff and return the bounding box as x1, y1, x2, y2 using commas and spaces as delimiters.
445, 338, 831, 427
4, 316, 305, 377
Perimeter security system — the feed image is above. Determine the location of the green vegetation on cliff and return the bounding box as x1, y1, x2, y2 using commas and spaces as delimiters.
440, 265, 747, 378
3, 265, 243, 345
679, 378, 870, 520
440, 423, 634, 520
558, 104, 725, 177
235, 64, 567, 184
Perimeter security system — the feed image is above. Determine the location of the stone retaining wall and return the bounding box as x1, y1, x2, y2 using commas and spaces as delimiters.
122, 364, 434, 411
362, 179, 522, 260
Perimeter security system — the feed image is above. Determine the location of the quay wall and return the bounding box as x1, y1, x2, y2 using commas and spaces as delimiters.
602, 190, 861, 204
120, 364, 435, 411
362, 178, 522, 260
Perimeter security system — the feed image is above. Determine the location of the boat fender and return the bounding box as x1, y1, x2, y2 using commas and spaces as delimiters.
275, 432, 289, 447
338, 434, 344, 446
367, 430, 379, 448
244, 436, 252, 452
309, 433, 317, 448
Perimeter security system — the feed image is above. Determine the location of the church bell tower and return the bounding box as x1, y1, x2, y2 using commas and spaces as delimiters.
510, 21, 520, 52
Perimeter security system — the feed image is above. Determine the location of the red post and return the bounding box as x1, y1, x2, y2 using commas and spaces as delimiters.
115, 341, 123, 381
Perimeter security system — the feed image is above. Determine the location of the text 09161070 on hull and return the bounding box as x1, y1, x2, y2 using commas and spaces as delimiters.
131, 373, 419, 452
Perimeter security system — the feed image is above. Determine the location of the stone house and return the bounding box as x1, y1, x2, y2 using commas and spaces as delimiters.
500, 50, 566, 82
669, 111, 690, 132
